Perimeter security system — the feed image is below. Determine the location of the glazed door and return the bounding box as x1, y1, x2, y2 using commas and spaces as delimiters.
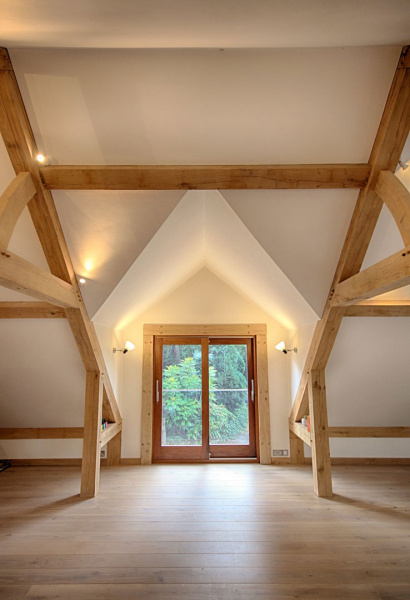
153, 337, 256, 461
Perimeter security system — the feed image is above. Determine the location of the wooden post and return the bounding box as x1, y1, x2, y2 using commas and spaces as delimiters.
308, 370, 332, 498
106, 431, 122, 466
289, 430, 305, 464
256, 334, 271, 464
81, 371, 103, 498
141, 334, 154, 465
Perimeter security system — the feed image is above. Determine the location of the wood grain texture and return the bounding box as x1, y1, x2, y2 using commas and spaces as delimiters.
332, 245, 410, 306
100, 422, 122, 448
141, 334, 154, 465
289, 421, 311, 447
39, 164, 370, 191
290, 46, 410, 426
256, 334, 271, 465
0, 250, 78, 307
289, 431, 304, 464
0, 171, 36, 249
0, 463, 409, 599
344, 300, 410, 316
328, 427, 410, 438
375, 169, 410, 246
0, 301, 66, 318
144, 324, 267, 336
106, 430, 122, 466
308, 370, 332, 498
80, 372, 103, 498
0, 428, 83, 439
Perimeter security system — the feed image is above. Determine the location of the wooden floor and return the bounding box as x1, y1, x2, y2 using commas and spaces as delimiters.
0, 464, 409, 599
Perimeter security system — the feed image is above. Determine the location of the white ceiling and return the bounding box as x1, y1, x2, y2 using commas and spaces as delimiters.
11, 46, 399, 165
0, 0, 409, 49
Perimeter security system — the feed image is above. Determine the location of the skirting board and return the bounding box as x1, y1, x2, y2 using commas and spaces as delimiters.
5, 458, 142, 466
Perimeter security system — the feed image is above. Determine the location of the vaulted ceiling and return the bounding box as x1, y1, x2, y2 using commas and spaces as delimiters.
2, 40, 408, 330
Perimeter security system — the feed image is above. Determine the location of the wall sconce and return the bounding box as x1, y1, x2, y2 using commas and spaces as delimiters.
399, 158, 409, 171
113, 340, 136, 354
275, 341, 297, 354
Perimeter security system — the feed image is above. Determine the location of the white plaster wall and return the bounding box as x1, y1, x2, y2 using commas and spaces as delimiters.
119, 268, 291, 459
0, 320, 86, 459
289, 317, 410, 458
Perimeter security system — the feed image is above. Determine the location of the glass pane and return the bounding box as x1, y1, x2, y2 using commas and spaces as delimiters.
162, 344, 202, 446
209, 344, 249, 445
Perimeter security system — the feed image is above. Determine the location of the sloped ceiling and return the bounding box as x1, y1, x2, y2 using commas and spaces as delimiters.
94, 190, 319, 330
0, 45, 403, 326
1, 0, 409, 48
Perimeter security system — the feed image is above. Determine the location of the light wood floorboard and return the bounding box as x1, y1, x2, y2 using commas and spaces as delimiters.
0, 464, 409, 599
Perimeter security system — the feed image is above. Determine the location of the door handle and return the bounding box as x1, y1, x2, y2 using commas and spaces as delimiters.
251, 379, 255, 403
156, 380, 159, 404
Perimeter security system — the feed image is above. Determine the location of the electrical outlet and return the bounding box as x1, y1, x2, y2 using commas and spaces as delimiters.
272, 450, 289, 457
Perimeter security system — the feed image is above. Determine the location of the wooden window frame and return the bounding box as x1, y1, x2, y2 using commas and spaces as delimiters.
141, 324, 271, 464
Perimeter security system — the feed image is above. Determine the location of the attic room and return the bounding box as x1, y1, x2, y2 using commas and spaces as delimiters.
0, 1, 410, 599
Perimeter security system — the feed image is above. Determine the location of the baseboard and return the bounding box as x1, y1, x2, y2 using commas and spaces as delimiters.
271, 457, 410, 466
6, 459, 82, 466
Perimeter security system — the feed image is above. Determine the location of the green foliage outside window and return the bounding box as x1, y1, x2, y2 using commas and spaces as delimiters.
162, 345, 248, 444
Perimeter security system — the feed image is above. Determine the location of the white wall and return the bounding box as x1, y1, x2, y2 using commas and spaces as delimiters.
0, 319, 86, 459
289, 314, 410, 458
119, 267, 292, 458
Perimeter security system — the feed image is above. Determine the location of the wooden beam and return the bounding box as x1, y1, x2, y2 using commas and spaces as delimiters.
0, 48, 121, 433
308, 370, 332, 498
289, 421, 312, 447
99, 422, 122, 447
106, 429, 122, 466
81, 371, 103, 498
0, 301, 67, 318
332, 246, 410, 306
144, 324, 267, 336
375, 170, 410, 246
0, 250, 79, 307
344, 300, 410, 316
256, 334, 271, 465
0, 50, 71, 280
0, 427, 83, 439
289, 431, 305, 464
328, 427, 410, 438
141, 334, 154, 465
290, 46, 410, 424
0, 171, 36, 249
39, 164, 370, 191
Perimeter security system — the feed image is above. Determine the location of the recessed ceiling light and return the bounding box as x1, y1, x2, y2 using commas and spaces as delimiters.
36, 153, 46, 163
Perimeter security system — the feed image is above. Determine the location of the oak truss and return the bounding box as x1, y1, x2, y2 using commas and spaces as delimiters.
289, 46, 410, 497
0, 45, 409, 497
0, 49, 122, 498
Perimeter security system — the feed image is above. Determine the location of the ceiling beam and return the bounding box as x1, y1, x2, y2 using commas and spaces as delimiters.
0, 301, 67, 318
0, 250, 79, 307
39, 164, 370, 191
290, 45, 410, 423
375, 170, 410, 246
344, 300, 410, 317
332, 246, 410, 306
